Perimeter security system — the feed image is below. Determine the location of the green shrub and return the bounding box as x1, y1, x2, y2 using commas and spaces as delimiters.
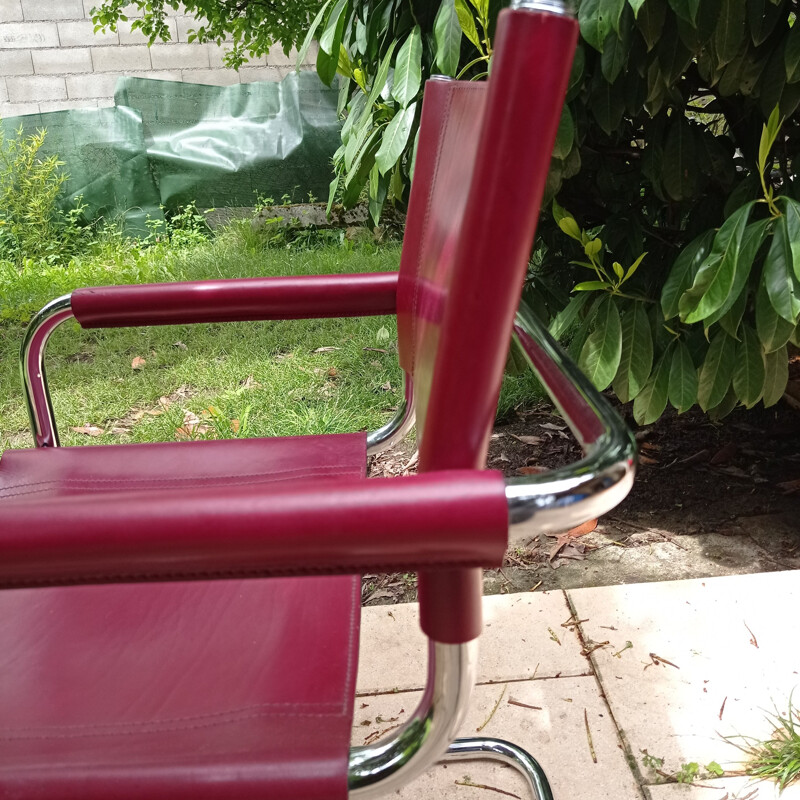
0, 125, 92, 266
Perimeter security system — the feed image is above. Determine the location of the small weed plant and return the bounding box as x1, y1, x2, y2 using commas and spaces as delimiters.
0, 125, 94, 266
726, 698, 800, 792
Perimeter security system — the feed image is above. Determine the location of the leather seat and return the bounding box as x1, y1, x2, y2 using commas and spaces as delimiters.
0, 434, 364, 800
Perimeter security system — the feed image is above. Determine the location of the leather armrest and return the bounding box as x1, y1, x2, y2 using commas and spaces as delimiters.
0, 470, 508, 589
70, 272, 399, 328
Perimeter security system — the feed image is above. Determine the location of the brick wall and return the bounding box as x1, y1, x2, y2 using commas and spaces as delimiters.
0, 1, 316, 118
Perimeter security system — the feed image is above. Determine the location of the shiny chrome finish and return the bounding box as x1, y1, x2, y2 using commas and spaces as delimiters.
366, 373, 415, 455
20, 294, 74, 448
510, 0, 573, 16
505, 305, 636, 540
348, 639, 478, 798
446, 738, 554, 800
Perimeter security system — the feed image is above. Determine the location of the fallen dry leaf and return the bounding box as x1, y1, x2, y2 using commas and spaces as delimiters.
131, 356, 146, 370
240, 375, 260, 390
314, 346, 340, 353
172, 341, 187, 350
174, 410, 210, 440
777, 477, 800, 494
517, 465, 547, 475
565, 518, 597, 537
709, 442, 737, 465
230, 419, 240, 433
70, 424, 103, 437
639, 453, 659, 466
327, 367, 339, 378
380, 381, 392, 391
511, 434, 544, 445
363, 347, 388, 353
539, 422, 567, 431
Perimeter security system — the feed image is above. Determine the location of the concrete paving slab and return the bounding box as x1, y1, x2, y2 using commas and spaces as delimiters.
568, 571, 800, 782
352, 677, 643, 800
647, 775, 800, 799
356, 590, 590, 695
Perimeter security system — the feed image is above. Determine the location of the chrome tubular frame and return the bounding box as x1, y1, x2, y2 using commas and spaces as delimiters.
20, 293, 415, 451
348, 639, 478, 798
504, 305, 637, 541
20, 294, 74, 448
366, 373, 416, 455
510, 0, 572, 16
446, 738, 554, 800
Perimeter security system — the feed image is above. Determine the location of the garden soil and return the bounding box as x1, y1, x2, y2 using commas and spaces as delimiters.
364, 388, 800, 606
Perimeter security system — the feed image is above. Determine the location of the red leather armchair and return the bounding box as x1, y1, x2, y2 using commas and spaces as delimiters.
0, 3, 636, 798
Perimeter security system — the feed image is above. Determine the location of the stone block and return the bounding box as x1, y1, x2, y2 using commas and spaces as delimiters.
7, 75, 66, 103
58, 20, 119, 47
21, 0, 84, 21
0, 22, 59, 49
180, 69, 240, 86
32, 48, 92, 74
149, 42, 210, 70
0, 49, 34, 76
91, 45, 151, 72
238, 66, 289, 84
0, 101, 39, 117
38, 98, 98, 112
65, 73, 117, 99
0, 2, 23, 23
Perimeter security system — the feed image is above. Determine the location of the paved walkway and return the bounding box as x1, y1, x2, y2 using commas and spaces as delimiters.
355, 570, 800, 799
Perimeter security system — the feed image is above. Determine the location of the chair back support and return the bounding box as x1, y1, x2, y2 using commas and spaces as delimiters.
396, 6, 579, 642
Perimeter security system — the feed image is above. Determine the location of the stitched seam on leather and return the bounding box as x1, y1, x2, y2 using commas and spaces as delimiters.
2, 562, 487, 588
409, 88, 453, 376
0, 702, 344, 738
0, 708, 348, 742
0, 463, 363, 498
340, 576, 360, 715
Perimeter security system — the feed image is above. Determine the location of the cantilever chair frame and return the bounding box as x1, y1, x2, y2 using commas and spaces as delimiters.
9, 2, 636, 796
20, 303, 634, 800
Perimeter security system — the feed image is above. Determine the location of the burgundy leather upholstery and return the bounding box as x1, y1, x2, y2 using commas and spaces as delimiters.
0, 438, 509, 588
72, 273, 398, 328
0, 434, 365, 799
396, 9, 579, 642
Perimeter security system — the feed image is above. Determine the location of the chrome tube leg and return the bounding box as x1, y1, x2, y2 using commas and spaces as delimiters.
348, 639, 478, 798
444, 737, 555, 800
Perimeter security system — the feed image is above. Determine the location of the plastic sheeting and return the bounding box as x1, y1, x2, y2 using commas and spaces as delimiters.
0, 105, 162, 235
0, 72, 341, 232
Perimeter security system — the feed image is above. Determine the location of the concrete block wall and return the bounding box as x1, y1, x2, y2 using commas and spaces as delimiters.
0, 2, 317, 118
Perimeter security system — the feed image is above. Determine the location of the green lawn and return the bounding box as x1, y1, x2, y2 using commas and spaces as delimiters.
0, 222, 541, 450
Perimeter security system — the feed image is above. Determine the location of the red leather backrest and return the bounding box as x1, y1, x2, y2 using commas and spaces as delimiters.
397, 7, 579, 643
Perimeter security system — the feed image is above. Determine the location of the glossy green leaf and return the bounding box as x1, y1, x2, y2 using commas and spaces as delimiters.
558, 216, 582, 241
703, 217, 770, 327
718, 285, 748, 339
714, 0, 746, 67
345, 126, 380, 186
680, 201, 755, 323
624, 252, 647, 283
591, 75, 625, 135
763, 211, 800, 323
785, 23, 800, 83
578, 294, 623, 390
454, 0, 482, 50
732, 323, 765, 407
755, 276, 795, 352
758, 104, 782, 174
316, 44, 338, 86
633, 349, 672, 425
357, 40, 397, 128
297, 0, 333, 70
613, 302, 653, 403
392, 26, 422, 107
668, 341, 698, 413
636, 0, 667, 51
628, 0, 646, 17
601, 26, 630, 84
549, 292, 590, 340
573, 281, 611, 291
707, 385, 739, 420
782, 196, 800, 281
553, 106, 575, 160
662, 118, 698, 202
434, 0, 461, 77
319, 0, 347, 55
326, 172, 339, 215
697, 329, 737, 411
661, 230, 714, 319
579, 0, 606, 51
762, 344, 789, 407
375, 102, 416, 174
667, 0, 699, 25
